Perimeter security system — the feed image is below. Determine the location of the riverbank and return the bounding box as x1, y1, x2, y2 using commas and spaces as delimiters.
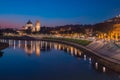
87, 40, 120, 61
41, 38, 120, 73
1, 36, 120, 73
42, 37, 91, 46
0, 36, 91, 46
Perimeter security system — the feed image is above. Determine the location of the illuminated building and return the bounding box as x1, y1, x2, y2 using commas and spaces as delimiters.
23, 20, 35, 32
22, 20, 41, 32
98, 15, 120, 41
35, 20, 41, 32
108, 24, 120, 41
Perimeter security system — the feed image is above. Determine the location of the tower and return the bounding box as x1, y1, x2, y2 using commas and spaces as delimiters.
35, 20, 41, 32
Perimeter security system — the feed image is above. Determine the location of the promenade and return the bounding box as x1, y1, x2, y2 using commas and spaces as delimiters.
87, 40, 120, 62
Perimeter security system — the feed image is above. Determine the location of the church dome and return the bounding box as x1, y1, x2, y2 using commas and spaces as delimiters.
27, 20, 33, 24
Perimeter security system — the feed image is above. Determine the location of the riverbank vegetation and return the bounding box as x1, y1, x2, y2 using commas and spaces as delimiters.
43, 37, 91, 46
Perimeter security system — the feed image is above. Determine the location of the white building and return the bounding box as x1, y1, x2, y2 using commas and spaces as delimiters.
23, 20, 41, 32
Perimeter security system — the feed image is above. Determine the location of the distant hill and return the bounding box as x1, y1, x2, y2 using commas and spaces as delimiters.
105, 15, 120, 24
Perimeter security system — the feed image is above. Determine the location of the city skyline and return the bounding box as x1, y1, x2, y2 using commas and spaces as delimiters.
0, 0, 120, 28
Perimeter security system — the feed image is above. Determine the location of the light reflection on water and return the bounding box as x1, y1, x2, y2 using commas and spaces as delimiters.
6, 40, 82, 57
0, 39, 120, 80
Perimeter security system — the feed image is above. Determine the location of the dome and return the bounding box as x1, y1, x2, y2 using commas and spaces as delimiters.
27, 20, 33, 24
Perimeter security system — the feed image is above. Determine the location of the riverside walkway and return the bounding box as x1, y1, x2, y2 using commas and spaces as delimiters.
87, 40, 120, 63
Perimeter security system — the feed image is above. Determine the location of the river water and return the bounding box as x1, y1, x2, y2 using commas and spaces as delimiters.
0, 39, 120, 80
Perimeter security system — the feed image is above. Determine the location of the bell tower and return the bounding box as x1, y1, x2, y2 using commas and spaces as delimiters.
35, 20, 41, 32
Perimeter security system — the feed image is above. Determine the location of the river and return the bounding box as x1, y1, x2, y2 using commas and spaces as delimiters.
0, 39, 120, 80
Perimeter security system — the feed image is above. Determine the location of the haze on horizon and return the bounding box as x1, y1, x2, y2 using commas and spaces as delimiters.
0, 0, 120, 28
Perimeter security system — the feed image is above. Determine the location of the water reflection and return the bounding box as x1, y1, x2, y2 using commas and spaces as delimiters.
0, 51, 3, 58
95, 62, 98, 70
92, 62, 107, 73
1, 39, 83, 58
0, 39, 120, 77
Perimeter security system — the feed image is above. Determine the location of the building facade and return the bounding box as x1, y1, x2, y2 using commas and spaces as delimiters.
98, 15, 120, 41
23, 20, 41, 32
35, 20, 41, 32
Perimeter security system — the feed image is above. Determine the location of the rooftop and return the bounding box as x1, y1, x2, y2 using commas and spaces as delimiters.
27, 20, 33, 24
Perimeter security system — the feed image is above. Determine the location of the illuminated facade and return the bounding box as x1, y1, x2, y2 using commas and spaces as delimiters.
108, 24, 120, 41
35, 20, 41, 32
23, 20, 41, 32
98, 15, 120, 41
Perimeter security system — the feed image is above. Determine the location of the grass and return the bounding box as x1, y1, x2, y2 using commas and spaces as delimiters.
1, 35, 91, 46
43, 37, 91, 46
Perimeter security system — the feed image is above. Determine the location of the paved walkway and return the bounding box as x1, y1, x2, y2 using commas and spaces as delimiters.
87, 40, 120, 63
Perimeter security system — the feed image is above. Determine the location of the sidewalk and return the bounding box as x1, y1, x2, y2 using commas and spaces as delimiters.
87, 40, 120, 64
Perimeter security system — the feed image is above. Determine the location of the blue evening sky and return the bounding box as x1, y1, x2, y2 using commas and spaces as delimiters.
0, 0, 120, 28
